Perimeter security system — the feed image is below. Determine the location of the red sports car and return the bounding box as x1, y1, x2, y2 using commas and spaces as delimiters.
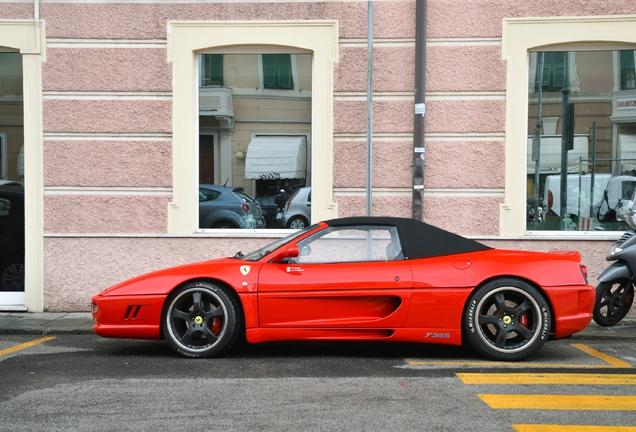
91, 217, 595, 361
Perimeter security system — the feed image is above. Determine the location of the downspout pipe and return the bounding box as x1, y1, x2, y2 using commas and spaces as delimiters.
366, 1, 374, 217
412, 0, 427, 221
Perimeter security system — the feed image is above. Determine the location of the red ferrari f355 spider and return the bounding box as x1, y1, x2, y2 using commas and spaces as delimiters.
91, 217, 595, 361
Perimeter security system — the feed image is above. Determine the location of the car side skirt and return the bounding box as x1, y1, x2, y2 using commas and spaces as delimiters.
245, 327, 463, 346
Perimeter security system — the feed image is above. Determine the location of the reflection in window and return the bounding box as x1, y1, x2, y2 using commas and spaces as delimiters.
296, 226, 403, 263
200, 54, 223, 87
621, 51, 636, 90
535, 52, 566, 93
262, 54, 293, 90
527, 50, 636, 232
0, 52, 23, 183
198, 53, 311, 229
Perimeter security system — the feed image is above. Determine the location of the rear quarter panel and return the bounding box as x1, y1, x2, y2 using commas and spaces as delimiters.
406, 249, 590, 330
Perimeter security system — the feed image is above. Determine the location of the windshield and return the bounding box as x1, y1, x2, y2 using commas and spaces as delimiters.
240, 224, 319, 261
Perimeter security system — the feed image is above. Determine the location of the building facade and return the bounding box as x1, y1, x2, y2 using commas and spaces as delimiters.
1, 0, 636, 313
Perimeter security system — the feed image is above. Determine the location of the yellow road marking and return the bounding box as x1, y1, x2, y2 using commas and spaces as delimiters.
407, 361, 618, 368
479, 394, 636, 410
457, 373, 636, 385
407, 343, 633, 369
513, 426, 636, 432
571, 343, 633, 368
0, 336, 56, 357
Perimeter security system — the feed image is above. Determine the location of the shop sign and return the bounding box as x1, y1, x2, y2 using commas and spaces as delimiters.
616, 98, 636, 110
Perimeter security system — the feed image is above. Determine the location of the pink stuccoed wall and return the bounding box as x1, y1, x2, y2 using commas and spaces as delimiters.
44, 141, 172, 187
2, 0, 635, 311
43, 100, 172, 134
44, 237, 274, 312
43, 49, 172, 92
44, 195, 171, 234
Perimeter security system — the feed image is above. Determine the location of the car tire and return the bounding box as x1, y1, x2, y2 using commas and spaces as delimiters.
593, 279, 634, 327
0, 257, 25, 292
463, 278, 551, 361
212, 221, 238, 229
162, 281, 242, 358
286, 216, 308, 229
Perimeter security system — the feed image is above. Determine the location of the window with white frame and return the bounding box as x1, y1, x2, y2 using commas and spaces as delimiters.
501, 16, 636, 237
527, 49, 636, 232
167, 21, 339, 235
197, 53, 312, 230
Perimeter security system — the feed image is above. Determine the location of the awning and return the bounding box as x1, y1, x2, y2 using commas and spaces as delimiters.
245, 136, 307, 180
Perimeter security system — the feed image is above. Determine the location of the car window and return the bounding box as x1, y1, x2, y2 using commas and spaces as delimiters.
260, 196, 275, 206
199, 188, 221, 202
234, 189, 255, 202
295, 225, 403, 263
0, 197, 10, 217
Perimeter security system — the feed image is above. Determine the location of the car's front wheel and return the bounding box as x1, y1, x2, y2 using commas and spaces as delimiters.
287, 216, 308, 229
463, 278, 551, 361
163, 281, 241, 358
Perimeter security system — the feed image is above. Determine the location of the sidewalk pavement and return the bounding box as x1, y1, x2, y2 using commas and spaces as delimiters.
0, 311, 635, 338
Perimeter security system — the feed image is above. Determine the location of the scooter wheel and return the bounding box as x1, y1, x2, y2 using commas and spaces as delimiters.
593, 279, 634, 327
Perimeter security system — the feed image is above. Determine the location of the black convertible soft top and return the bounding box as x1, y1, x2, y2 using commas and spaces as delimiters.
324, 216, 491, 260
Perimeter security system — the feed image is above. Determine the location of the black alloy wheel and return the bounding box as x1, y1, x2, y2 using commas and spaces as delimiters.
463, 278, 551, 361
163, 281, 241, 358
593, 279, 634, 327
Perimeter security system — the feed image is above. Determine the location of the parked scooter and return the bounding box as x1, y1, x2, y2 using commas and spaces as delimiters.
594, 190, 636, 326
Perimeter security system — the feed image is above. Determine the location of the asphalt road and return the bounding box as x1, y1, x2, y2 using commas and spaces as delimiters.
1, 336, 636, 431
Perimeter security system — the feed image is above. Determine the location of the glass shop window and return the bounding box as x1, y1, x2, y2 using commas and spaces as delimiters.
527, 50, 636, 232
198, 52, 311, 230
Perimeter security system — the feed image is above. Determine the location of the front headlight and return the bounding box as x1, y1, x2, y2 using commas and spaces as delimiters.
608, 245, 623, 259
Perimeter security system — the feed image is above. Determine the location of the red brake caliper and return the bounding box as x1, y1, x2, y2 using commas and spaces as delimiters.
211, 318, 222, 334
519, 312, 528, 328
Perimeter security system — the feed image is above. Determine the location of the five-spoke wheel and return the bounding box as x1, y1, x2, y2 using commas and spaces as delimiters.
163, 281, 241, 358
463, 279, 551, 361
593, 279, 634, 327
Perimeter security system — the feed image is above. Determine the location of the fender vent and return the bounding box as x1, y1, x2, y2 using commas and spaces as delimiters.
616, 231, 635, 246
123, 305, 144, 321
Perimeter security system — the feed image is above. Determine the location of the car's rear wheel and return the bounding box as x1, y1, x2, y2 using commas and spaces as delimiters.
593, 279, 634, 326
463, 278, 551, 361
0, 257, 25, 292
163, 281, 241, 358
287, 216, 308, 229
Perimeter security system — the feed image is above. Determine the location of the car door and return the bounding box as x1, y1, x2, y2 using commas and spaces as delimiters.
257, 225, 412, 328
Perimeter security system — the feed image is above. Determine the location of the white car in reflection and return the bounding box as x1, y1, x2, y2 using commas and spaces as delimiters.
282, 186, 311, 229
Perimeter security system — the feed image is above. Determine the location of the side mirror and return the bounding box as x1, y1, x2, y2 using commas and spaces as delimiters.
272, 244, 300, 263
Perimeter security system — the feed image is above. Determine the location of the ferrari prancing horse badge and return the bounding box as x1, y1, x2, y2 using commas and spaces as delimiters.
240, 265, 251, 276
